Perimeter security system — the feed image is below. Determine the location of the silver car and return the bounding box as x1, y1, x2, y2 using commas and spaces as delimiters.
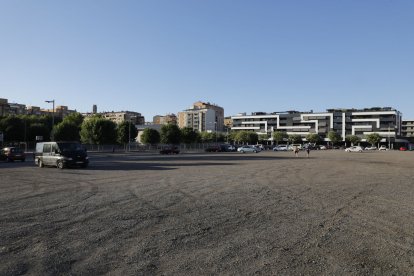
237, 145, 260, 153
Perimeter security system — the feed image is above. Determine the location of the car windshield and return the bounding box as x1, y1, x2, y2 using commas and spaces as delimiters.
57, 142, 83, 151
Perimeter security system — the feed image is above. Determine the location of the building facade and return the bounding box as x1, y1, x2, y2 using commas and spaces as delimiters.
402, 120, 414, 138
178, 101, 224, 132
231, 107, 402, 143
153, 114, 177, 125
101, 111, 145, 125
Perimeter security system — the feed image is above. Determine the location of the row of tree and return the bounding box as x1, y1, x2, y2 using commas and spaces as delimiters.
0, 114, 384, 146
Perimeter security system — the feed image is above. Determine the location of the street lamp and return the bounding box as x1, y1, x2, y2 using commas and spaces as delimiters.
45, 100, 55, 141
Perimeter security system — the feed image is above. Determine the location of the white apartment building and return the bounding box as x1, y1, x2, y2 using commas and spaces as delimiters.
231, 107, 402, 143
402, 120, 414, 137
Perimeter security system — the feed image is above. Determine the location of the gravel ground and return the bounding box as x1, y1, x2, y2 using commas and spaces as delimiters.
1, 150, 414, 275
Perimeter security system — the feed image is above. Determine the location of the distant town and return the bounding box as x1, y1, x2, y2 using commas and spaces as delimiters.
1, 98, 413, 147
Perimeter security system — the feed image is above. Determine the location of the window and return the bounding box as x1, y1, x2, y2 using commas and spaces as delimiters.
43, 144, 51, 153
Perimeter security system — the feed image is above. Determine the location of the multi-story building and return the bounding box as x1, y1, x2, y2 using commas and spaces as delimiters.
402, 120, 414, 138
41, 105, 77, 119
153, 114, 177, 125
231, 107, 402, 144
0, 98, 11, 116
9, 103, 27, 115
102, 111, 145, 125
27, 106, 42, 115
178, 101, 224, 132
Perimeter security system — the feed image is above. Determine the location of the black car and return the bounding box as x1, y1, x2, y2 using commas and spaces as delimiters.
160, 146, 180, 154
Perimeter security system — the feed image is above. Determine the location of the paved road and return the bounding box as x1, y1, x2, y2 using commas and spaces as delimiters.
1, 150, 414, 275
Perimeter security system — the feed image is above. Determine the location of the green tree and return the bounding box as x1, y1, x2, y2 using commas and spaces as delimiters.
200, 131, 214, 143
273, 131, 288, 145
80, 118, 96, 144
27, 123, 49, 142
328, 131, 342, 146
80, 117, 117, 145
62, 112, 84, 126
160, 124, 181, 144
180, 127, 199, 144
346, 135, 361, 146
141, 128, 161, 145
258, 134, 269, 144
117, 121, 138, 145
235, 131, 258, 144
94, 119, 117, 145
306, 133, 321, 144
366, 133, 382, 146
0, 116, 25, 142
288, 134, 302, 144
53, 121, 80, 141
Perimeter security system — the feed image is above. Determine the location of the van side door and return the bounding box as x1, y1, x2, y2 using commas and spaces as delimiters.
42, 143, 52, 165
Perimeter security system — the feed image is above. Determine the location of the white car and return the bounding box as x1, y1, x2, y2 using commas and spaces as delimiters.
237, 145, 260, 153
345, 146, 363, 152
273, 145, 288, 151
379, 145, 388, 151
365, 146, 377, 150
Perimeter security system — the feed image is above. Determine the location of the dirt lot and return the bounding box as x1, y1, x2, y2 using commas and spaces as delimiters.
1, 150, 414, 275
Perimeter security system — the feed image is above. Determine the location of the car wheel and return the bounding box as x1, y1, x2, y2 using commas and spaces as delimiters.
254, 150, 257, 153
38, 159, 44, 168
241, 150, 245, 153
57, 160, 64, 169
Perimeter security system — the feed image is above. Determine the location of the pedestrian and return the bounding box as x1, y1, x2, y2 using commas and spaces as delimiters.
294, 146, 299, 157
306, 147, 310, 157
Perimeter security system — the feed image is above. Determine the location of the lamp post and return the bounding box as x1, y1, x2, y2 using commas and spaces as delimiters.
45, 100, 55, 141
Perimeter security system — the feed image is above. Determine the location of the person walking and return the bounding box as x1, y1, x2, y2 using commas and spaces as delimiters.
306, 147, 310, 157
294, 146, 299, 157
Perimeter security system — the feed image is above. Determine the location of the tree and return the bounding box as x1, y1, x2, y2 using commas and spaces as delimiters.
117, 121, 138, 145
27, 123, 49, 142
53, 121, 80, 141
235, 131, 258, 144
366, 133, 382, 146
306, 133, 321, 144
200, 131, 214, 143
327, 131, 342, 146
80, 117, 117, 145
62, 112, 84, 127
288, 134, 302, 144
180, 127, 199, 144
258, 134, 269, 144
346, 135, 361, 146
0, 116, 25, 142
160, 124, 181, 144
273, 131, 288, 145
94, 119, 117, 145
141, 128, 161, 145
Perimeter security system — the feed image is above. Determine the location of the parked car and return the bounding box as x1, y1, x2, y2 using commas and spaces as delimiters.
218, 144, 237, 152
400, 147, 408, 151
237, 145, 260, 153
0, 147, 26, 162
273, 145, 288, 151
319, 145, 327, 150
379, 145, 388, 151
365, 146, 377, 150
345, 146, 363, 152
34, 141, 89, 168
160, 146, 180, 154
205, 145, 222, 152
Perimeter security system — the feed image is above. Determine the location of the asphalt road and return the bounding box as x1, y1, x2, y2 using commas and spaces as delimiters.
1, 150, 414, 275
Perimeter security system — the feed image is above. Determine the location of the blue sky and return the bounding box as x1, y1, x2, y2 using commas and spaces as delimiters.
1, 0, 413, 120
